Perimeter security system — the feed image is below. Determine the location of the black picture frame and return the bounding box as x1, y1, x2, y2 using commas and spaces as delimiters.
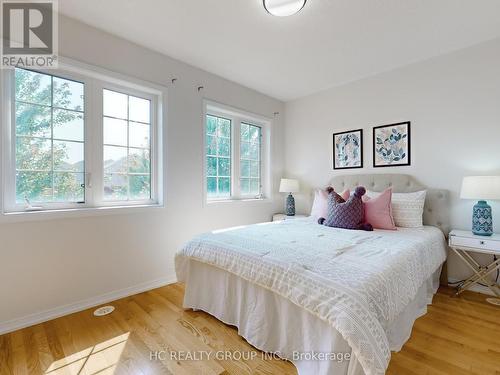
372, 121, 411, 168
333, 129, 364, 170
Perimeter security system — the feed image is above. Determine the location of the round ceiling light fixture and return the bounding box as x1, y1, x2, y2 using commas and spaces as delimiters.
263, 0, 307, 17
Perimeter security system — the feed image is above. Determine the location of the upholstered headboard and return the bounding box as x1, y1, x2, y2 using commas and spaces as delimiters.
328, 174, 450, 235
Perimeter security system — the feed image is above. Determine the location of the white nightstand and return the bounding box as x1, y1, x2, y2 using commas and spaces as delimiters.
448, 230, 500, 299
272, 214, 308, 222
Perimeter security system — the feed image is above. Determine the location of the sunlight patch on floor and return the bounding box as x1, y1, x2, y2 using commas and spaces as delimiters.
45, 332, 130, 375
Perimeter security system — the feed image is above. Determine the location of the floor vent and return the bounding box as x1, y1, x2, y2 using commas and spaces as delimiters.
93, 306, 115, 317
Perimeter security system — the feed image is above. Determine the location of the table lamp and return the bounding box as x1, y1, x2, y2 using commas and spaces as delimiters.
279, 178, 299, 216
460, 176, 500, 236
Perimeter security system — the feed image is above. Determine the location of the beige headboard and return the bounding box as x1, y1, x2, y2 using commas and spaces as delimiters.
329, 174, 450, 235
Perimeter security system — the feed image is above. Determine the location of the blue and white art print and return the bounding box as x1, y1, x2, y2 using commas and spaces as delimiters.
373, 122, 411, 167
333, 129, 363, 169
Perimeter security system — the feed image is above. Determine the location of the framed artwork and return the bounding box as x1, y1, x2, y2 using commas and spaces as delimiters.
373, 121, 411, 167
333, 129, 363, 170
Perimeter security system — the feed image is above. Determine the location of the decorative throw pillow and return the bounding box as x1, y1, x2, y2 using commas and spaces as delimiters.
310, 188, 350, 219
363, 188, 396, 230
366, 190, 427, 228
391, 190, 427, 227
340, 189, 350, 201
320, 186, 373, 231
310, 189, 329, 219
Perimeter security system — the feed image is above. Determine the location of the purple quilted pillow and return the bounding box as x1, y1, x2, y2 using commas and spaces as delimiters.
325, 186, 345, 204
320, 186, 373, 231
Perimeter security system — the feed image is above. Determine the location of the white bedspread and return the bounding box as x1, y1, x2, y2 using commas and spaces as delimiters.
175, 219, 447, 375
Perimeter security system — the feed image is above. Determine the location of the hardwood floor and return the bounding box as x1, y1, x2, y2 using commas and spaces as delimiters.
0, 284, 499, 375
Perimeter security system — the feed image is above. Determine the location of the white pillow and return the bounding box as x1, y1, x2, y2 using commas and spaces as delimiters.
366, 190, 427, 228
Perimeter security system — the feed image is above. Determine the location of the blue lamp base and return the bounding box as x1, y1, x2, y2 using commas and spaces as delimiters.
472, 200, 493, 236
285, 193, 296, 216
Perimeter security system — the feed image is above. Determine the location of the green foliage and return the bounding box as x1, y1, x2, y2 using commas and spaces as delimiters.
15, 69, 84, 203
129, 175, 150, 199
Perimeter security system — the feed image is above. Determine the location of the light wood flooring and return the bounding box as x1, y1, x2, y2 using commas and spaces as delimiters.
0, 284, 499, 375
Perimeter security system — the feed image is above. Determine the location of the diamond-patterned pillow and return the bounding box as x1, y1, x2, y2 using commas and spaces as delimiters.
320, 186, 372, 231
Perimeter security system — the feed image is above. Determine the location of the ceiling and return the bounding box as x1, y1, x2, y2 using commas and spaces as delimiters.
58, 0, 500, 101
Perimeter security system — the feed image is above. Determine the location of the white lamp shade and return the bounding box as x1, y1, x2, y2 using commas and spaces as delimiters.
279, 178, 299, 193
460, 176, 500, 200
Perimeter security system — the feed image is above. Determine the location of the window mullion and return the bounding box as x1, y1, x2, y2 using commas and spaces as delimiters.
215, 125, 219, 197
259, 127, 265, 198
84, 78, 93, 207
2, 69, 16, 212
150, 97, 157, 203
126, 94, 130, 201
50, 76, 54, 203
233, 118, 241, 199
90, 80, 104, 206
9, 70, 17, 208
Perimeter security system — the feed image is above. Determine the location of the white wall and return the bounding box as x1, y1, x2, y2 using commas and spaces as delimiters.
284, 38, 500, 281
0, 15, 284, 331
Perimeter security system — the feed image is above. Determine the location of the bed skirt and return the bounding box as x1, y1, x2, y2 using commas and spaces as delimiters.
182, 260, 442, 375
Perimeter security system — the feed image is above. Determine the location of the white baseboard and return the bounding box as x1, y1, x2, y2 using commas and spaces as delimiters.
447, 277, 496, 296
0, 274, 177, 336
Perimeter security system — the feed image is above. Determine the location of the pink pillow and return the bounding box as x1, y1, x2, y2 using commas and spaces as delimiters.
363, 188, 396, 230
340, 189, 350, 201
311, 189, 328, 219
311, 188, 350, 219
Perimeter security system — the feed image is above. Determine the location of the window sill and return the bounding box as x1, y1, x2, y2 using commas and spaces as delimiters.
205, 197, 272, 206
1, 204, 164, 223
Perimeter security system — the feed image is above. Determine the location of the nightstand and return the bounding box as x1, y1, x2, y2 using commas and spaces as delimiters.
448, 230, 500, 298
272, 214, 308, 222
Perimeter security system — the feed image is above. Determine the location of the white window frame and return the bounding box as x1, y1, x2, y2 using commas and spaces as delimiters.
95, 82, 159, 207
203, 100, 271, 203
1, 57, 166, 216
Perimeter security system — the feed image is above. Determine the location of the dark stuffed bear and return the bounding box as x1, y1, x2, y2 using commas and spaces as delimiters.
318, 186, 373, 231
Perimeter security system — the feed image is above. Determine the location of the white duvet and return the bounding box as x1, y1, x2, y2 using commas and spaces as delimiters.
175, 218, 447, 375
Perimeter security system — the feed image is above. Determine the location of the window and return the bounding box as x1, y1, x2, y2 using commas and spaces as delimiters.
204, 102, 270, 202
206, 115, 231, 199
2, 63, 164, 213
14, 69, 85, 205
103, 89, 152, 201
240, 123, 261, 196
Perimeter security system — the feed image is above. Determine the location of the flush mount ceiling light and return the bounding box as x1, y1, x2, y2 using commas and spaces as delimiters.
263, 0, 307, 17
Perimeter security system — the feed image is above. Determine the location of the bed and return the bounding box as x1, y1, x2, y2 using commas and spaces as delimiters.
176, 174, 449, 375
